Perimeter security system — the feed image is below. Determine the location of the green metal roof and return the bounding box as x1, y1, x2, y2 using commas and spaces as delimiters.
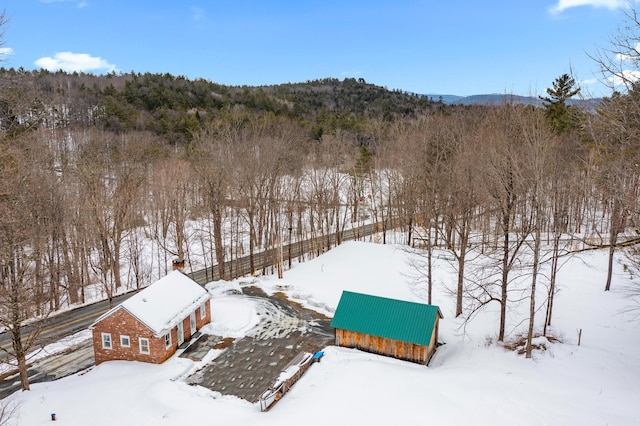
330, 291, 442, 346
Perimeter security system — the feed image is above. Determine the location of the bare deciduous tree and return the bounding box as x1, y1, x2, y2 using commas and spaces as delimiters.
190, 122, 234, 279
78, 130, 155, 304
587, 90, 640, 291
147, 157, 195, 276
522, 107, 555, 358
0, 132, 52, 391
478, 105, 532, 342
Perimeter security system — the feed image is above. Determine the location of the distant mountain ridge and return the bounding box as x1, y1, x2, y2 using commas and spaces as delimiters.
426, 93, 600, 110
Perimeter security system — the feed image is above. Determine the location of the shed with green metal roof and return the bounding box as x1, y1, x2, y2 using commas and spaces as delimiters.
330, 291, 443, 365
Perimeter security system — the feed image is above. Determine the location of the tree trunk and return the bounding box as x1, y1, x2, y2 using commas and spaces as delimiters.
544, 233, 560, 336
113, 236, 122, 289
212, 205, 226, 280
526, 208, 541, 359
499, 211, 510, 342
14, 336, 30, 392
604, 239, 616, 292
456, 236, 467, 317
11, 301, 30, 391
426, 223, 433, 305
605, 201, 620, 292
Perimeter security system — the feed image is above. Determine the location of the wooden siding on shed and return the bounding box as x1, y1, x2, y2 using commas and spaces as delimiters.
334, 311, 440, 365
335, 328, 435, 365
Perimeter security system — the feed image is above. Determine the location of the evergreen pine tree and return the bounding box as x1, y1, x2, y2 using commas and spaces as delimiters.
540, 73, 582, 133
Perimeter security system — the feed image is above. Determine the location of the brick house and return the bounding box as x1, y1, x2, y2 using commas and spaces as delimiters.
90, 270, 211, 365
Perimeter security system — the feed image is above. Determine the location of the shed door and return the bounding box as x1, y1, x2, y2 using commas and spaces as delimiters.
177, 321, 184, 345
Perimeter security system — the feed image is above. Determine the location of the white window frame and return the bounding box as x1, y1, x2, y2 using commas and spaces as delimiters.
164, 332, 172, 349
101, 332, 112, 350
120, 335, 130, 347
139, 338, 150, 354
200, 302, 207, 319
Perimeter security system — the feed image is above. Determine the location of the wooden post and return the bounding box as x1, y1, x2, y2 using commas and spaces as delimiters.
577, 328, 582, 346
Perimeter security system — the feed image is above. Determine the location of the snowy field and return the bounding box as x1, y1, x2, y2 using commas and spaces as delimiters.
5, 241, 640, 425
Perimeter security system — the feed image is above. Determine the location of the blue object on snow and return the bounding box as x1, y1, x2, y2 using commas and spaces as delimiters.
312, 351, 324, 361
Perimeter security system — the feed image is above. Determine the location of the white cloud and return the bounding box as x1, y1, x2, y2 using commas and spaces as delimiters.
580, 77, 599, 85
189, 6, 208, 30
34, 52, 116, 73
606, 69, 640, 86
614, 42, 640, 61
549, 0, 631, 14
40, 0, 88, 8
0, 47, 14, 56
616, 52, 634, 61
190, 6, 206, 22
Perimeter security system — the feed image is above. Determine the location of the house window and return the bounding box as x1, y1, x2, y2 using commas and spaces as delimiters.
164, 333, 171, 349
120, 335, 130, 347
102, 333, 112, 349
139, 338, 150, 354
200, 302, 207, 319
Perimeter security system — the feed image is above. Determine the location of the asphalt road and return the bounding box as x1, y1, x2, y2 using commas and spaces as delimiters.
0, 222, 382, 374
0, 291, 138, 360
0, 340, 95, 399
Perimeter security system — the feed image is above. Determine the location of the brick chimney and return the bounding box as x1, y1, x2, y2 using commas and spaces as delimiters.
172, 258, 185, 271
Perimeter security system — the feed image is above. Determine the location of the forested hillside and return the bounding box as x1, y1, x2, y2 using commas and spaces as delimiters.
0, 69, 439, 143
1, 67, 639, 391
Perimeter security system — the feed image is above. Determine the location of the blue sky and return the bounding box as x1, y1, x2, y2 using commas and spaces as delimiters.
0, 0, 635, 97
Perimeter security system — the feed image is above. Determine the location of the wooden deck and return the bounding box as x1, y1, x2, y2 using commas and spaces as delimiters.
258, 351, 317, 412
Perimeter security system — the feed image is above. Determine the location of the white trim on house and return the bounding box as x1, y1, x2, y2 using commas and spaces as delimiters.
102, 333, 112, 349
139, 338, 150, 354
200, 302, 206, 319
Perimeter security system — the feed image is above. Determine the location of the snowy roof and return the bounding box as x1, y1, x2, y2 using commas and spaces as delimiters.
92, 270, 210, 337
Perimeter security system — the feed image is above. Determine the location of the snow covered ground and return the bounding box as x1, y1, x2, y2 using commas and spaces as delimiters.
5, 241, 640, 425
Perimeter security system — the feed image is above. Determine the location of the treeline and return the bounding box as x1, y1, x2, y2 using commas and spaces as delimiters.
1, 68, 640, 390
0, 68, 441, 143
